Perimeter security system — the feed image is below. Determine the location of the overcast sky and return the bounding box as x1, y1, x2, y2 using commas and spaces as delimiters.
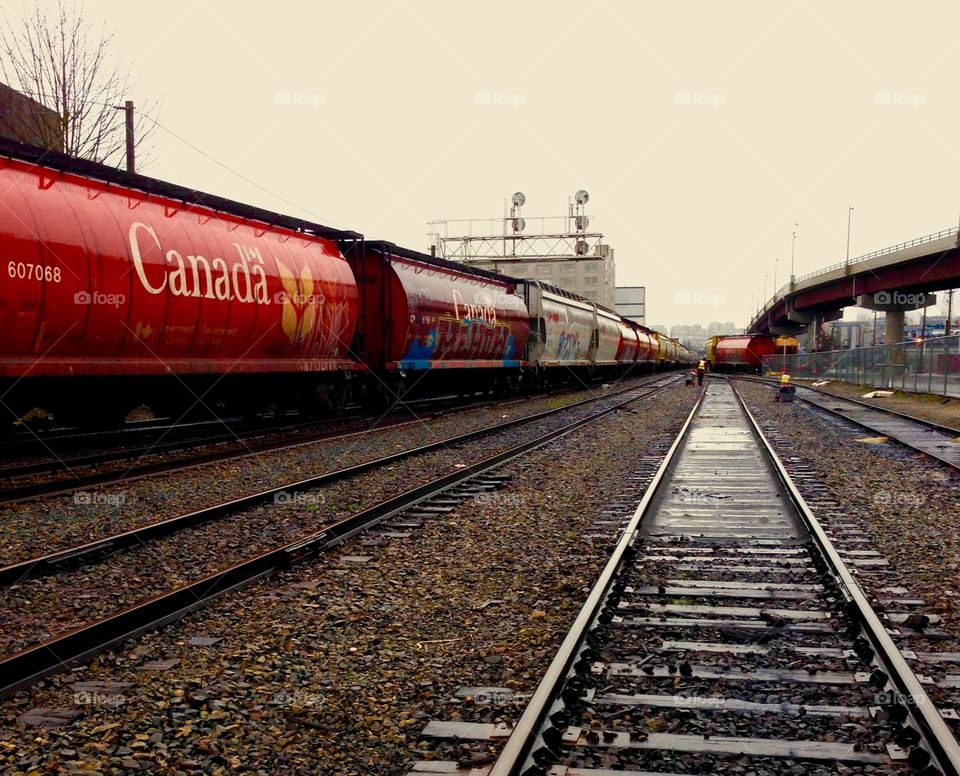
16, 0, 960, 327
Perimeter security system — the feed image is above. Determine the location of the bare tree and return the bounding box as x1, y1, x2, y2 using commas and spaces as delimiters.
0, 0, 158, 167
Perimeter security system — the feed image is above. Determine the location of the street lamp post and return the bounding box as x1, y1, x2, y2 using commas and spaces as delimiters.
845, 206, 854, 269
790, 222, 798, 284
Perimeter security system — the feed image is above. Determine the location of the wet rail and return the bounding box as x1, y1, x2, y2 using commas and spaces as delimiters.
417, 380, 960, 776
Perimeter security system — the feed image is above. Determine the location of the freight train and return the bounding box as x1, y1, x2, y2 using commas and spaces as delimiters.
0, 139, 695, 429
705, 334, 799, 373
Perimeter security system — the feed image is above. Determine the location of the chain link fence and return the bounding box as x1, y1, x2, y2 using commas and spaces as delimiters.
761, 335, 960, 398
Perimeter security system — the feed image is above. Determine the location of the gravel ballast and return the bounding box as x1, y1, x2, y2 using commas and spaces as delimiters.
736, 378, 960, 651
0, 383, 699, 775
0, 377, 682, 656
0, 376, 663, 567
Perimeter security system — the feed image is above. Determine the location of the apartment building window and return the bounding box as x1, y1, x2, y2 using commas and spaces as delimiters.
585, 276, 598, 286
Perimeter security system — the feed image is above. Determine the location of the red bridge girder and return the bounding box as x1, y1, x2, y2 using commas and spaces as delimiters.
752, 247, 960, 333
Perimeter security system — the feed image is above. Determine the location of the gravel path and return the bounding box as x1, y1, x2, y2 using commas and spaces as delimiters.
736, 378, 960, 650
0, 377, 680, 657
0, 376, 660, 566
792, 377, 960, 430
0, 383, 699, 775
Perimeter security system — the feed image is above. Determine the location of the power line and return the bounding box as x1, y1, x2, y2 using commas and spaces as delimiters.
138, 112, 344, 229
11, 87, 344, 229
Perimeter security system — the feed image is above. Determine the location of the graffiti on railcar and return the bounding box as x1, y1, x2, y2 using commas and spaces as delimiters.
392, 260, 527, 366
402, 296, 520, 363
556, 331, 582, 361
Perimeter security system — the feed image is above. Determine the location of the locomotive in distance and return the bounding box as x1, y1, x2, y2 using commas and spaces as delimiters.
0, 138, 696, 429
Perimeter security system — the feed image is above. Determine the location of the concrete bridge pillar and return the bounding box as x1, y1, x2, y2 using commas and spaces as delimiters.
884, 309, 905, 346
856, 292, 936, 344
788, 309, 842, 351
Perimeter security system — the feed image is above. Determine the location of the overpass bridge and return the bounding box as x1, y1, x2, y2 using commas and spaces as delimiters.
748, 226, 960, 344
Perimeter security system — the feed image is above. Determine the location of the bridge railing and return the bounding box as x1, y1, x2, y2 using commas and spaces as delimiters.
762, 334, 960, 398
750, 227, 959, 330
793, 226, 958, 284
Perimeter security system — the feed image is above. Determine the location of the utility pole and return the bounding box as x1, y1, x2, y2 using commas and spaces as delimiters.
773, 256, 778, 298
845, 206, 854, 268
117, 100, 136, 173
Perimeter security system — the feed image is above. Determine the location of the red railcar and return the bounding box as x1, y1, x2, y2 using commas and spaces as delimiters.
616, 320, 640, 364
0, 138, 689, 428
707, 334, 776, 372
343, 242, 529, 397
635, 326, 658, 365
0, 145, 361, 422
615, 320, 657, 370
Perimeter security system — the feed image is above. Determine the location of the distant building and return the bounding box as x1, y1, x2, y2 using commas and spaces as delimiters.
615, 286, 646, 324
476, 244, 616, 308
707, 321, 740, 336
669, 321, 739, 352
0, 82, 62, 151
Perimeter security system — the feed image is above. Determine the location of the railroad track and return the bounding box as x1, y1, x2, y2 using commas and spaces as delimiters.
0, 373, 682, 699
0, 410, 321, 464
734, 375, 960, 471
0, 374, 676, 588
413, 380, 960, 776
0, 379, 649, 505
0, 411, 421, 504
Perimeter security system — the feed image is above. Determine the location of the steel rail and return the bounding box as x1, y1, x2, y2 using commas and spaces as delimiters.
0, 391, 526, 499
0, 376, 679, 699
0, 412, 321, 465
740, 374, 960, 436
0, 376, 679, 588
0, 379, 657, 505
732, 375, 960, 472
491, 381, 960, 776
0, 412, 437, 505
794, 378, 960, 436
0, 415, 420, 502
730, 379, 960, 776
489, 387, 706, 775
0, 387, 511, 471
